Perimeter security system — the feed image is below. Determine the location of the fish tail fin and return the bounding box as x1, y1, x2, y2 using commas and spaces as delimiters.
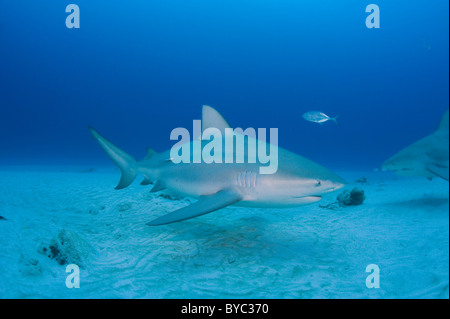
331, 115, 339, 125
89, 127, 138, 189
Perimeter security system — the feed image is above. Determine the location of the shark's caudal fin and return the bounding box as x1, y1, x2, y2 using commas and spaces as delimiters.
89, 127, 138, 189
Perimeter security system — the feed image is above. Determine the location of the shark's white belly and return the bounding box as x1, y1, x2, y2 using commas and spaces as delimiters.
156, 163, 324, 208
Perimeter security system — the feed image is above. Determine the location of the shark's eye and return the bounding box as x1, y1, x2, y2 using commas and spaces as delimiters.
315, 181, 322, 187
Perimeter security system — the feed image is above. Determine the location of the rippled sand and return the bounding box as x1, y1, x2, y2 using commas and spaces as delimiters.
0, 167, 448, 298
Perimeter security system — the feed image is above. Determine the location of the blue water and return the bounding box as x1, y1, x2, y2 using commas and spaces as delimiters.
0, 0, 448, 170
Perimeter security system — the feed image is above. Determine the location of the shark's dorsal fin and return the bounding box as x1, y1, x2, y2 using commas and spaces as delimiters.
435, 109, 449, 137
202, 105, 231, 135
146, 189, 242, 226
144, 148, 158, 160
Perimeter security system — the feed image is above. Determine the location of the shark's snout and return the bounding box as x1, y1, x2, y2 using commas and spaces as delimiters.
314, 176, 346, 196
329, 174, 347, 190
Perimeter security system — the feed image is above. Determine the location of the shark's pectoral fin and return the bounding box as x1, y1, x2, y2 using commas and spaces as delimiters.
146, 189, 242, 226
426, 164, 449, 181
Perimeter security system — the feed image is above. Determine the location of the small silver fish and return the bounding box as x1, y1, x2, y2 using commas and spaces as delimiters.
302, 111, 338, 125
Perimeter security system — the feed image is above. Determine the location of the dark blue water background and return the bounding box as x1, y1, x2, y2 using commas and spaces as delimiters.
0, 0, 448, 171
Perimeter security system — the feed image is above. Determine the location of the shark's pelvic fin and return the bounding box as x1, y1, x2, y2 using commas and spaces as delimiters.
146, 189, 242, 226
89, 127, 137, 190
150, 180, 166, 193
202, 105, 231, 135
141, 177, 152, 185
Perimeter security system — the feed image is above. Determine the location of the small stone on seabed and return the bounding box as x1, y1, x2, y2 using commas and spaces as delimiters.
43, 229, 93, 267
337, 187, 366, 207
319, 187, 366, 210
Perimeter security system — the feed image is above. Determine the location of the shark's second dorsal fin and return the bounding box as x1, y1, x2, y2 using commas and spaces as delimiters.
435, 109, 449, 137
202, 105, 231, 135
144, 148, 158, 160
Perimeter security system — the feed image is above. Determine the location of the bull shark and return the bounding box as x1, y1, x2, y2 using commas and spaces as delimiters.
382, 109, 449, 181
89, 105, 346, 226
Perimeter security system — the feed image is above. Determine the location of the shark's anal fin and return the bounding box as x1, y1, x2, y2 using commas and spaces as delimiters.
141, 177, 152, 185
146, 189, 242, 226
426, 164, 449, 181
150, 180, 166, 192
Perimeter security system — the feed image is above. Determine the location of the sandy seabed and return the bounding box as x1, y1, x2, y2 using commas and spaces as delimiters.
0, 166, 448, 299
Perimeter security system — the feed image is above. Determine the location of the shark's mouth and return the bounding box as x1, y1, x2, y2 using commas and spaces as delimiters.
292, 195, 322, 199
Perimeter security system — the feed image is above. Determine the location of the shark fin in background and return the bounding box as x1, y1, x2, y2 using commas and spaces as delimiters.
435, 109, 449, 137
427, 164, 449, 181
89, 127, 137, 190
146, 189, 242, 226
144, 148, 158, 160
150, 180, 166, 193
382, 109, 449, 181
202, 105, 231, 135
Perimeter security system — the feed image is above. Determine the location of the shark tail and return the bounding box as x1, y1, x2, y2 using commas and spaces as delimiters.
89, 127, 138, 189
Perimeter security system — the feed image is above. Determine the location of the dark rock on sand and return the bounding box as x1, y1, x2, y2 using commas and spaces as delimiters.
337, 187, 366, 207
45, 229, 93, 267
355, 177, 367, 184
320, 187, 366, 210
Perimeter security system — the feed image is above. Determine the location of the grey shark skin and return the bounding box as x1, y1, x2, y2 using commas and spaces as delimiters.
382, 109, 449, 181
89, 106, 346, 226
